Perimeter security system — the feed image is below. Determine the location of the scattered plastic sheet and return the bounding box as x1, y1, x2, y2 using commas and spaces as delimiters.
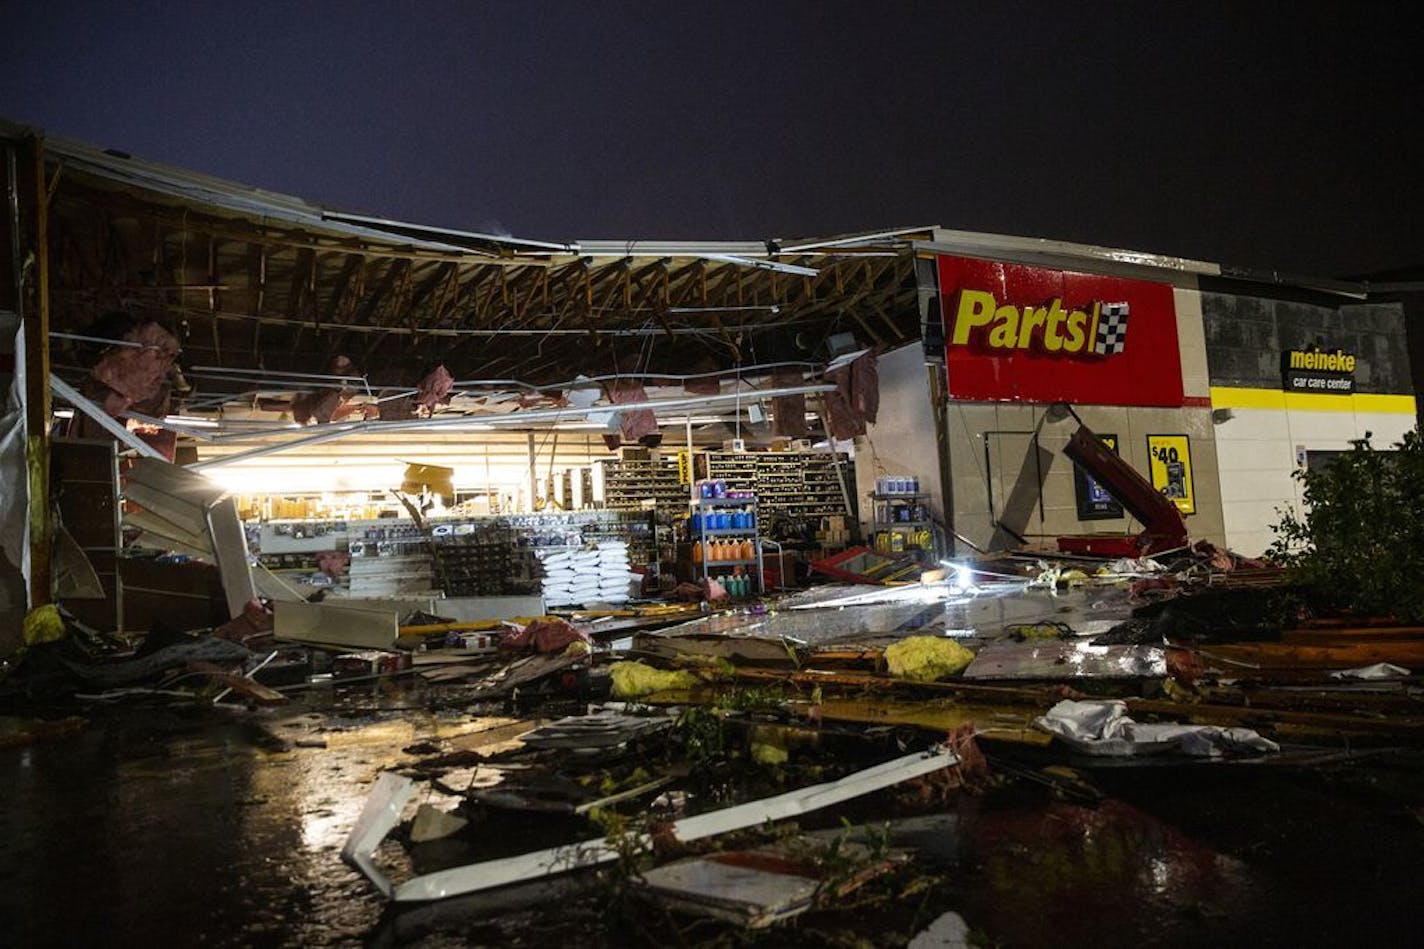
909, 910, 971, 949
1331, 662, 1411, 680
1035, 699, 1280, 757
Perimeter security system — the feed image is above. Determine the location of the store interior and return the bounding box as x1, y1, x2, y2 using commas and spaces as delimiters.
25, 137, 943, 633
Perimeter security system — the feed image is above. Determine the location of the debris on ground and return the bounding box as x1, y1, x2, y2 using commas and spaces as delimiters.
11, 489, 1424, 947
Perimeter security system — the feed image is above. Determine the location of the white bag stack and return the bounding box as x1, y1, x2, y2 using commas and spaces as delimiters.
537, 548, 597, 607
593, 541, 640, 605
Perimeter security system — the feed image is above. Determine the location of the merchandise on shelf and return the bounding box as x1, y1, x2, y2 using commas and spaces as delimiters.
869, 483, 937, 563
686, 492, 764, 597
694, 449, 856, 537
247, 509, 657, 599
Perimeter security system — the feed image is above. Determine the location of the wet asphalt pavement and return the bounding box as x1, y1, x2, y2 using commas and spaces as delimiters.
2, 681, 1423, 947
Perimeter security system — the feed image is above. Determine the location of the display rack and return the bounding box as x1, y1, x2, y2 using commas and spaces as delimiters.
595, 456, 686, 516
694, 449, 856, 530
248, 509, 657, 597
870, 491, 936, 562
688, 496, 763, 597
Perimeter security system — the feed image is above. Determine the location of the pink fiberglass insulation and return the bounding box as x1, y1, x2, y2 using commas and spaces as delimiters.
90, 320, 181, 405
415, 365, 455, 411
605, 380, 659, 442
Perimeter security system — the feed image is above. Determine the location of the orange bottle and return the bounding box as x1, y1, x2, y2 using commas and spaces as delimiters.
692, 540, 704, 563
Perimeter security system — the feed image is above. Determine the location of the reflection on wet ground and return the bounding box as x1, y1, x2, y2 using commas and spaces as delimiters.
1, 679, 1421, 947
958, 762, 1424, 948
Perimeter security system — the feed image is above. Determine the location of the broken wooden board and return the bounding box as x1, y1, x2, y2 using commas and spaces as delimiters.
184, 660, 288, 705
1181, 640, 1424, 674
274, 600, 399, 651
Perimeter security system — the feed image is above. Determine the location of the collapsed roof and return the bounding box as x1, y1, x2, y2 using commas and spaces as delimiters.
39, 130, 926, 412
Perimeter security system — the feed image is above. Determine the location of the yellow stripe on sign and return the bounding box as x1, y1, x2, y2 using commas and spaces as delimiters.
1209, 387, 1417, 415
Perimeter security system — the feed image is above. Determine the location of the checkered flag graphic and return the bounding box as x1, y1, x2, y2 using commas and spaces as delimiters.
1093, 303, 1130, 355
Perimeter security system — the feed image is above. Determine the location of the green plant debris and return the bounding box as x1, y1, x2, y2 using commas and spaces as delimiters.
1269, 429, 1424, 622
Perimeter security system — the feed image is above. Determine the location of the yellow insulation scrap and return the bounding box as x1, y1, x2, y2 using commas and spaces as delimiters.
884, 636, 975, 682
609, 661, 700, 699
22, 605, 65, 647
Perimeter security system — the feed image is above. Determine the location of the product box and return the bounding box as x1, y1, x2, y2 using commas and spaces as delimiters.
332, 651, 411, 679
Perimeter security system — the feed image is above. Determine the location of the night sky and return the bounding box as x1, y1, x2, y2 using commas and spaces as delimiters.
2, 2, 1419, 277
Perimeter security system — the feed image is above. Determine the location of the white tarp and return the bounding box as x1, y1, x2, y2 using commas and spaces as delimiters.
1035, 699, 1280, 757
0, 313, 29, 596
1330, 662, 1411, 681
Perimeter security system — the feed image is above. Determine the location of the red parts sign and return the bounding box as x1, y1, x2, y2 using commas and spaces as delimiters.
937, 255, 1184, 406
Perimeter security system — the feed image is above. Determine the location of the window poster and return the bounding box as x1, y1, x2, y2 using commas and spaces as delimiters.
1073, 433, 1124, 520
1146, 434, 1195, 515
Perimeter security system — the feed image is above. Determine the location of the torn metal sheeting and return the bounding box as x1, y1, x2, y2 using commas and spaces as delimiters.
962, 641, 1167, 681
648, 601, 945, 647
123, 509, 214, 556
342, 772, 418, 899
121, 480, 210, 537
517, 712, 674, 750
274, 600, 399, 651
341, 745, 959, 903
208, 497, 257, 619
410, 804, 470, 843
125, 457, 226, 506
48, 374, 167, 459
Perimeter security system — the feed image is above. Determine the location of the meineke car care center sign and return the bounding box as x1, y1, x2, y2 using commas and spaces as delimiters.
937, 255, 1184, 406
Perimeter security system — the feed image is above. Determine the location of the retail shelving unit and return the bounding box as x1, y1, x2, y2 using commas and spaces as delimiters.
689, 496, 763, 595
248, 509, 656, 597
695, 449, 856, 528
595, 456, 686, 515
870, 491, 936, 562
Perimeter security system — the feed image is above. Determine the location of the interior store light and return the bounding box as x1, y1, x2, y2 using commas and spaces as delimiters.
162, 415, 221, 428
551, 422, 613, 431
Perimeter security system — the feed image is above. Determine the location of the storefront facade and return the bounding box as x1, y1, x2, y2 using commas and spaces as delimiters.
858, 230, 1416, 558
1200, 284, 1414, 556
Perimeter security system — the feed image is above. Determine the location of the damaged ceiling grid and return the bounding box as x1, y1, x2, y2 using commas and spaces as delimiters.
42, 144, 924, 415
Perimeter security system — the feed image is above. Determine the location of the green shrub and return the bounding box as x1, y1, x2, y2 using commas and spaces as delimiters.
1268, 429, 1424, 622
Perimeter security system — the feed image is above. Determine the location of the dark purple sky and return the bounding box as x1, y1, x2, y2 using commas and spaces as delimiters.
2, 2, 1419, 276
